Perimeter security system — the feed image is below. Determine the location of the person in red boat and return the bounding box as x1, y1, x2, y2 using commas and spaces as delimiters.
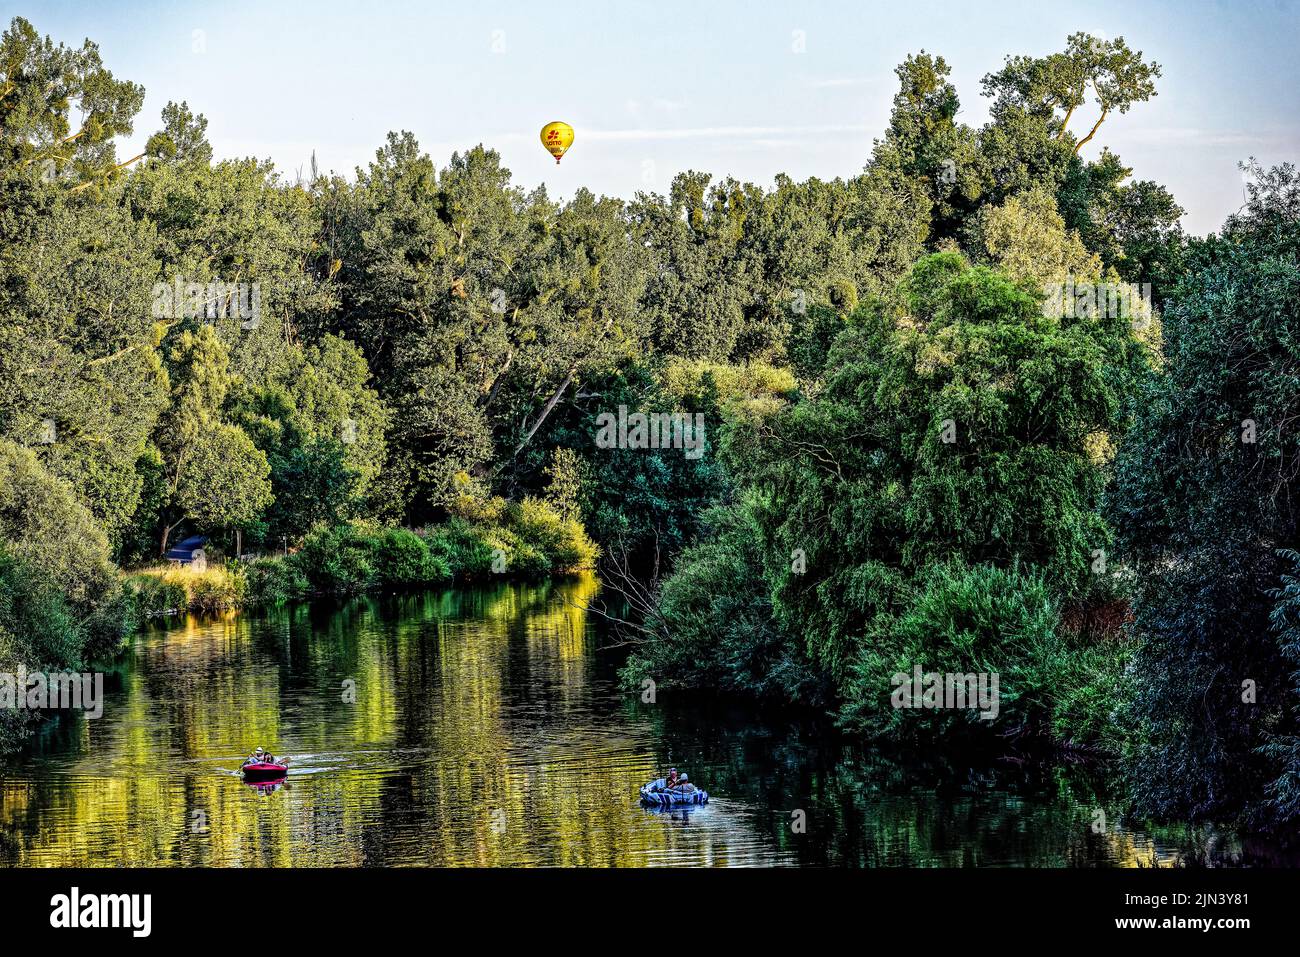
244, 747, 267, 767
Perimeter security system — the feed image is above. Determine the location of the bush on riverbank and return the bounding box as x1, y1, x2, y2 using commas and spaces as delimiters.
292, 524, 451, 595
0, 440, 131, 656
0, 442, 138, 753
0, 546, 82, 752
425, 494, 599, 581
619, 501, 828, 704
125, 563, 247, 616
841, 561, 1133, 751
126, 503, 597, 615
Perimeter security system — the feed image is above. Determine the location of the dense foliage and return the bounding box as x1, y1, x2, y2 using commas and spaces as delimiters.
3, 15, 1298, 832
1112, 162, 1300, 822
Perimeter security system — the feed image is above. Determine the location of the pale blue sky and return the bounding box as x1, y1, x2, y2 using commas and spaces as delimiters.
11, 0, 1300, 234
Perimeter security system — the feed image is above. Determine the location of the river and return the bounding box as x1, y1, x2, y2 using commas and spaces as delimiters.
0, 575, 1273, 866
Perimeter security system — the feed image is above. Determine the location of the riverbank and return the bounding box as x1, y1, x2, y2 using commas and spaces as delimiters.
0, 494, 597, 755
3, 577, 1281, 868
125, 503, 599, 619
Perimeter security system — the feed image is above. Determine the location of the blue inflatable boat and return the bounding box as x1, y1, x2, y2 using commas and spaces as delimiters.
640, 777, 709, 806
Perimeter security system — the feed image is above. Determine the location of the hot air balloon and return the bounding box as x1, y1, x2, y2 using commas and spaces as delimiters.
540, 121, 574, 164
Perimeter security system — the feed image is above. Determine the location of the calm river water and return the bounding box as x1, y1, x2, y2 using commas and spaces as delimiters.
0, 575, 1277, 866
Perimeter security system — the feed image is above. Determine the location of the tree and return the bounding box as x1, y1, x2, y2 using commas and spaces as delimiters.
1057, 148, 1185, 301
153, 326, 272, 553
966, 185, 1103, 286
123, 138, 335, 387
146, 101, 213, 167
982, 33, 1161, 155
1112, 162, 1300, 822
874, 52, 983, 241
0, 16, 145, 184
0, 438, 118, 615
231, 334, 389, 541
737, 253, 1138, 684
0, 161, 167, 545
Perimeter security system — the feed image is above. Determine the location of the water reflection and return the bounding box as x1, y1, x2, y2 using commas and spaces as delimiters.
0, 575, 1276, 867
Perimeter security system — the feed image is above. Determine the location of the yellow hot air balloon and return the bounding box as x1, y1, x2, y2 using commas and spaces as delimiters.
540, 121, 574, 164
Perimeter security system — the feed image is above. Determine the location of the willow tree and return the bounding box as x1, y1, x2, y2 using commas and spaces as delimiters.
1113, 162, 1300, 823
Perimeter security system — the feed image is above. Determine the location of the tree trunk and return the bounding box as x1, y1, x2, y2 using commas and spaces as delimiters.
1073, 109, 1108, 154
512, 370, 575, 459
160, 522, 175, 558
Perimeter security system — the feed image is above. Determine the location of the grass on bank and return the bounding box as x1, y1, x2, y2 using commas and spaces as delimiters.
124, 496, 599, 617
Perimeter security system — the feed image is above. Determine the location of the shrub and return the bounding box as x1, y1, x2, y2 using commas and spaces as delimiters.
425, 518, 501, 580
841, 560, 1130, 750
506, 541, 550, 580
0, 547, 79, 669
621, 502, 825, 703
292, 523, 450, 594
292, 524, 377, 594
0, 545, 93, 754
371, 527, 450, 586
508, 497, 599, 573
242, 556, 310, 607
0, 439, 123, 630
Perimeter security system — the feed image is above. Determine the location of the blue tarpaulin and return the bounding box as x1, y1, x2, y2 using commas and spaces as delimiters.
165, 535, 207, 563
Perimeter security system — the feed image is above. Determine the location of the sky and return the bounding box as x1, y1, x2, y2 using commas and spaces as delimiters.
9, 0, 1300, 235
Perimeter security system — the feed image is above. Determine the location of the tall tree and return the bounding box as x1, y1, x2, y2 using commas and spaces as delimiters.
0, 16, 145, 185
152, 326, 272, 554
1113, 162, 1300, 822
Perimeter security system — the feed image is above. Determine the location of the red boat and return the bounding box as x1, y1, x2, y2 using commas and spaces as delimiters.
241, 761, 289, 781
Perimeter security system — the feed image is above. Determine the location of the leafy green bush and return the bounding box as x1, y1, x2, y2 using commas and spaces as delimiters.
0, 546, 82, 753
505, 541, 549, 580
371, 527, 450, 586
242, 556, 310, 607
841, 560, 1129, 750
723, 254, 1133, 688
0, 439, 124, 641
293, 523, 451, 594
425, 518, 498, 579
427, 498, 597, 581
621, 501, 826, 703
291, 524, 378, 594
507, 498, 599, 573
0, 547, 79, 669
